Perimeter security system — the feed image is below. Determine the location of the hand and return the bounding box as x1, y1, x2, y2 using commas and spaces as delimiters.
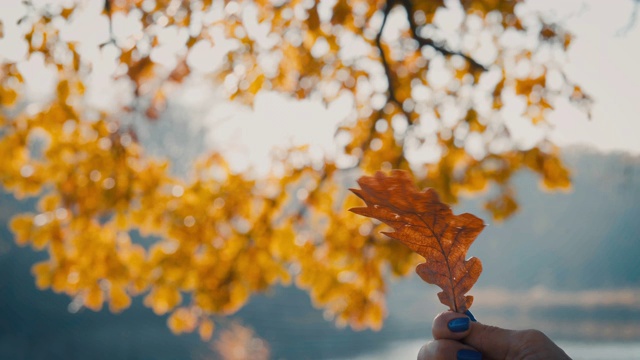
417, 311, 571, 360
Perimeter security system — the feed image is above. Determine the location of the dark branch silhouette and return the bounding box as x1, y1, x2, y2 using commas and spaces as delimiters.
399, 0, 487, 72
617, 0, 640, 35
375, 1, 412, 121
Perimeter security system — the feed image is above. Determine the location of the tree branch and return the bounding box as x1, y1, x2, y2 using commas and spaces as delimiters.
399, 0, 487, 72
376, 2, 403, 110
101, 0, 117, 47
617, 0, 640, 36
375, 0, 414, 127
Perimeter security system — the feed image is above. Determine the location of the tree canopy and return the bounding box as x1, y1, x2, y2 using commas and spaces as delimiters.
0, 0, 589, 338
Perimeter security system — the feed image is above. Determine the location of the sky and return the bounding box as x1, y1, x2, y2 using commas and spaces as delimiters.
531, 0, 640, 155
1, 0, 639, 173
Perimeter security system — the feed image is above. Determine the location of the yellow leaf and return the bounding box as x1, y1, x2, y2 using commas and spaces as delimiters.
37, 193, 60, 212
331, 0, 351, 26
144, 285, 182, 315
224, 284, 248, 314
109, 284, 132, 312
60, 7, 74, 19
307, 5, 320, 31
85, 285, 104, 311
199, 318, 215, 341
366, 302, 384, 331
248, 74, 265, 95
57, 80, 71, 103
0, 86, 17, 107
31, 262, 52, 289
115, 212, 128, 230
9, 214, 33, 246
167, 307, 197, 334
484, 191, 518, 221
51, 268, 69, 293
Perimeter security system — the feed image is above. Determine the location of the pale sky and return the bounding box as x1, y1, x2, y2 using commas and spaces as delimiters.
1, 0, 639, 174
533, 0, 640, 154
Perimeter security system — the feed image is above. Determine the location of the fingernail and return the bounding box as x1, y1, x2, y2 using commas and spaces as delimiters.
448, 317, 470, 332
457, 349, 482, 360
464, 309, 477, 322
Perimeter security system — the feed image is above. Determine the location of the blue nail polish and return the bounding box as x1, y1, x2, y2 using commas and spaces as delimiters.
464, 309, 477, 322
448, 317, 470, 332
457, 349, 482, 360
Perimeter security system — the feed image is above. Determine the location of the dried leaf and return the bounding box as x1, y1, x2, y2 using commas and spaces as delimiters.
350, 170, 484, 313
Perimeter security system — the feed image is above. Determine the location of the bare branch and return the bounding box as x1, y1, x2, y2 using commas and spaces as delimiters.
617, 0, 640, 36
399, 0, 487, 72
375, 0, 415, 128
376, 2, 402, 109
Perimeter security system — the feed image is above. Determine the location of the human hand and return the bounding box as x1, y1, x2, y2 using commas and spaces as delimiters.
417, 311, 571, 360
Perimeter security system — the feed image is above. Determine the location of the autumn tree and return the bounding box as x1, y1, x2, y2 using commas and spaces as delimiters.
0, 0, 589, 337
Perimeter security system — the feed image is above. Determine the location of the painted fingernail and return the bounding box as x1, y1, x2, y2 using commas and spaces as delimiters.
448, 317, 470, 332
464, 309, 477, 322
457, 349, 483, 360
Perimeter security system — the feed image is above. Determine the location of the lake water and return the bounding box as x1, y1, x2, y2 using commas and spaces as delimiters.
333, 340, 640, 359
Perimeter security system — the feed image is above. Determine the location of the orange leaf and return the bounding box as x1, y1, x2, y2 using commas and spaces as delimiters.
349, 170, 484, 313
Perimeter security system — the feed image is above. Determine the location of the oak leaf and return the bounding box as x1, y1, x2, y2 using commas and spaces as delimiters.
350, 170, 484, 313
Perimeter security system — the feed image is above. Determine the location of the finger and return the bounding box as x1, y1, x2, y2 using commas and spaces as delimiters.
462, 321, 517, 359
417, 339, 482, 360
464, 309, 477, 322
432, 311, 473, 340
433, 311, 518, 359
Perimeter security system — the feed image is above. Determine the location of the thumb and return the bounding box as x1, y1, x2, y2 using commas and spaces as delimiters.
462, 321, 517, 359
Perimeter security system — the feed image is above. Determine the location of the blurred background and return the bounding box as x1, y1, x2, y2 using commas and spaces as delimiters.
1, 0, 639, 359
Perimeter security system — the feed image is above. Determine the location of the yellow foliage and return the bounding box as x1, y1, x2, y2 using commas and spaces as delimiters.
144, 285, 182, 315
0, 0, 588, 338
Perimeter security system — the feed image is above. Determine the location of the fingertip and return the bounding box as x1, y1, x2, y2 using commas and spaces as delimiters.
457, 349, 483, 360
417, 342, 430, 360
464, 309, 477, 322
432, 311, 472, 340
448, 317, 470, 333
417, 339, 481, 360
